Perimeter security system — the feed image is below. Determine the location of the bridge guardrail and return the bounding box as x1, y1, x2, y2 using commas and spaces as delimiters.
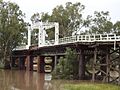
59, 34, 120, 44
14, 34, 120, 50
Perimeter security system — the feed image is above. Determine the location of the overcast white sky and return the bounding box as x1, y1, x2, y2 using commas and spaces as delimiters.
4, 0, 120, 23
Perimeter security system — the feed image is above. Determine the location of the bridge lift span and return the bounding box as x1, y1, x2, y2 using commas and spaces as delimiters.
27, 20, 59, 49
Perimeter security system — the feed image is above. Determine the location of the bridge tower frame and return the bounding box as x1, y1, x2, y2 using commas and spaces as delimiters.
27, 21, 59, 48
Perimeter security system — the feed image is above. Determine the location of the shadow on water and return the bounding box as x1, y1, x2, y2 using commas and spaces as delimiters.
0, 70, 65, 90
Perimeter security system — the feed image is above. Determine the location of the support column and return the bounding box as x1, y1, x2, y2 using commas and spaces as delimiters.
78, 49, 85, 80
30, 56, 33, 71
37, 56, 40, 73
18, 58, 22, 70
106, 47, 110, 83
38, 56, 45, 73
92, 47, 97, 82
26, 55, 30, 71
54, 55, 57, 73
19, 57, 26, 70
26, 56, 33, 71
119, 47, 120, 85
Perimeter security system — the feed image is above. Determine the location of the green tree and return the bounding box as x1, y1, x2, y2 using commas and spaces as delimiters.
88, 11, 113, 34
52, 48, 78, 79
113, 21, 120, 34
0, 1, 27, 67
31, 2, 88, 39
63, 48, 78, 79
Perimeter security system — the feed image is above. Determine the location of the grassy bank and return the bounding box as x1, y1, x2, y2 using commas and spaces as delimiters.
63, 83, 120, 90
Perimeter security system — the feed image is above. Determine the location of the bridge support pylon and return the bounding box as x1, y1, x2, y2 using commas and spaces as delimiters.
78, 49, 85, 80
26, 56, 33, 71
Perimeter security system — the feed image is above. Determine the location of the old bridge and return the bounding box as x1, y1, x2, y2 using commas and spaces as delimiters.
11, 21, 120, 84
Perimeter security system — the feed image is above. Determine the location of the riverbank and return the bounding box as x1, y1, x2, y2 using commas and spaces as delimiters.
63, 82, 120, 90
48, 80, 120, 90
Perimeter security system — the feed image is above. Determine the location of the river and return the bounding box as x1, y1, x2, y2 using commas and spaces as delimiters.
0, 70, 66, 90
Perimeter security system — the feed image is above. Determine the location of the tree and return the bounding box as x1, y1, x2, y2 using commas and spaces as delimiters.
31, 2, 88, 38
0, 1, 27, 67
87, 11, 113, 34
63, 48, 78, 79
52, 48, 78, 79
113, 21, 120, 34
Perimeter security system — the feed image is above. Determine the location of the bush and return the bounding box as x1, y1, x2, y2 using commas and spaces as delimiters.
52, 48, 78, 79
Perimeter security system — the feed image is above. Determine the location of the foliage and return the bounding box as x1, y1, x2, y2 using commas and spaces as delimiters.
31, 2, 89, 39
85, 11, 113, 34
113, 21, 120, 34
52, 48, 78, 79
0, 1, 27, 66
83, 11, 120, 35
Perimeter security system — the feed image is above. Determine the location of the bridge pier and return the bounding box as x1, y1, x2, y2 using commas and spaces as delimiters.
119, 47, 120, 85
37, 56, 40, 73
78, 49, 85, 80
54, 55, 57, 73
92, 47, 97, 82
18, 57, 26, 70
106, 47, 110, 83
26, 56, 33, 71
37, 56, 45, 73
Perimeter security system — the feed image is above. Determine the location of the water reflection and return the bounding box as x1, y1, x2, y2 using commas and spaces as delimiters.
0, 70, 63, 90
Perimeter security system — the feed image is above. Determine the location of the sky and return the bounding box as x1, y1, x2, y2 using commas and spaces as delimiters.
4, 0, 120, 23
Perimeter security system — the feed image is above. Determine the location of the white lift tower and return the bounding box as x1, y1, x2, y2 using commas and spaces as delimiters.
27, 19, 59, 48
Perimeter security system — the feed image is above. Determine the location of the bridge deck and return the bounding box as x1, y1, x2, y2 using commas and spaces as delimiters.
14, 34, 120, 51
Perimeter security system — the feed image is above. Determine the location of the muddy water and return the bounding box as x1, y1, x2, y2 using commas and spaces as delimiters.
0, 70, 65, 90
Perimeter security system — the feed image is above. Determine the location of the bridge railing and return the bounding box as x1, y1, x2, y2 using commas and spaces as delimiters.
43, 34, 120, 46
59, 34, 120, 44
45, 40, 55, 45
13, 34, 120, 50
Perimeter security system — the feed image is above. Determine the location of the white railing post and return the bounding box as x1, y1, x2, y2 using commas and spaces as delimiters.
114, 34, 116, 50
94, 34, 96, 41
81, 35, 83, 41
85, 35, 87, 41
107, 34, 109, 41
76, 35, 79, 41
89, 35, 91, 41
100, 34, 101, 40
114, 34, 116, 40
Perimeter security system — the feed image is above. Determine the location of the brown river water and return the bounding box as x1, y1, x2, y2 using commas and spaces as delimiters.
0, 70, 66, 90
